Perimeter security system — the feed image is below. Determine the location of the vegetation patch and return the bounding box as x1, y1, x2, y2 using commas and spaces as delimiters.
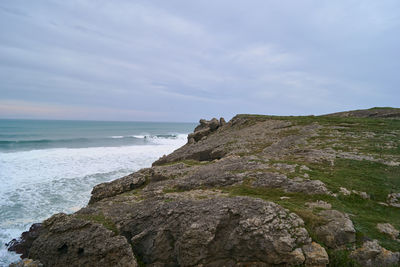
76, 213, 119, 235
159, 159, 209, 167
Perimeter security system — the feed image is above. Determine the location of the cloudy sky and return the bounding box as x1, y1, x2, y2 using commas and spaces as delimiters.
0, 1, 399, 122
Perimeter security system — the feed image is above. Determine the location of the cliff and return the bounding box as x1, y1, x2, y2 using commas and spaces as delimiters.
8, 107, 400, 267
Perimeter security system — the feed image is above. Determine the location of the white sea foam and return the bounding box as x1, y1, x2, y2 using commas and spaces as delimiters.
109, 135, 124, 139
132, 135, 146, 139
0, 135, 187, 265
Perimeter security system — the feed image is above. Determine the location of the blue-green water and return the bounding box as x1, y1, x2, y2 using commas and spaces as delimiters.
0, 119, 195, 152
0, 119, 195, 265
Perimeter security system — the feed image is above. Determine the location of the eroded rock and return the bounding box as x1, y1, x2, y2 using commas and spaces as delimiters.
387, 192, 400, 207
302, 242, 329, 267
315, 210, 356, 248
89, 169, 150, 203
350, 240, 400, 267
7, 223, 43, 258
187, 117, 226, 143
90, 196, 312, 266
22, 213, 137, 267
9, 259, 43, 267
377, 223, 399, 240
305, 201, 332, 210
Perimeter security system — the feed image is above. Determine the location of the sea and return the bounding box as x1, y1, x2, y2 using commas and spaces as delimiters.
0, 119, 195, 265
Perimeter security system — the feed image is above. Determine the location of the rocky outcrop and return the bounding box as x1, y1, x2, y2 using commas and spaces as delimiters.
91, 197, 312, 266
302, 242, 329, 267
305, 201, 332, 210
25, 213, 137, 267
9, 259, 43, 267
350, 240, 400, 267
387, 192, 400, 207
7, 224, 43, 258
325, 107, 400, 118
314, 210, 356, 248
89, 169, 150, 204
188, 117, 226, 143
376, 223, 399, 240
8, 109, 400, 266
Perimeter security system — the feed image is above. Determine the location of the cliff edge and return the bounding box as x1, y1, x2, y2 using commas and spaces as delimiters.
8, 107, 400, 266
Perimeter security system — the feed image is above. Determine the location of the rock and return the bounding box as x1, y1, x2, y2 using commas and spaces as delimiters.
315, 210, 356, 248
305, 200, 332, 210
7, 223, 43, 258
219, 117, 226, 126
9, 259, 43, 267
379, 202, 389, 206
387, 192, 400, 207
209, 118, 220, 130
358, 191, 370, 199
300, 165, 311, 171
188, 118, 225, 143
350, 240, 400, 267
302, 242, 329, 267
95, 196, 311, 266
273, 163, 297, 173
325, 108, 400, 118
89, 169, 149, 203
339, 187, 351, 196
351, 190, 370, 199
376, 223, 399, 240
21, 213, 138, 267
10, 110, 400, 266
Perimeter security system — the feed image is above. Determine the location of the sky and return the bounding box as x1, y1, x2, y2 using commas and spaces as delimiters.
0, 0, 399, 122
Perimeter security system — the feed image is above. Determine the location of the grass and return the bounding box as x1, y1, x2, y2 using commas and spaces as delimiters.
163, 186, 188, 193
327, 249, 359, 267
76, 213, 119, 235
223, 165, 400, 252
210, 113, 400, 252
158, 159, 210, 167
306, 159, 400, 200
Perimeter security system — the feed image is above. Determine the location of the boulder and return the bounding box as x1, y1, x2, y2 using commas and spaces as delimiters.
108, 197, 311, 266
339, 187, 351, 196
387, 192, 400, 207
376, 223, 399, 240
89, 169, 149, 203
305, 201, 332, 210
315, 210, 356, 248
302, 242, 329, 267
188, 117, 226, 143
9, 259, 43, 267
208, 118, 220, 130
24, 213, 137, 267
7, 223, 43, 258
350, 240, 400, 267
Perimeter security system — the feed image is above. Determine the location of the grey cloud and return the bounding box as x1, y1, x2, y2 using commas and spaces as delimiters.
0, 0, 399, 121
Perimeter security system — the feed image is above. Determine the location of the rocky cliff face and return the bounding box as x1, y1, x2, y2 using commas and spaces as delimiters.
8, 108, 400, 267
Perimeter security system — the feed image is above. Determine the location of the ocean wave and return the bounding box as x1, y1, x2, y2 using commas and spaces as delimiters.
0, 133, 188, 152
0, 137, 188, 265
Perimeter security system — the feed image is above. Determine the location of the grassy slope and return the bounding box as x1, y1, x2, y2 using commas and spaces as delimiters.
227, 110, 400, 255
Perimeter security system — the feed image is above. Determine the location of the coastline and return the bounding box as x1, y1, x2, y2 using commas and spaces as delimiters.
6, 108, 400, 266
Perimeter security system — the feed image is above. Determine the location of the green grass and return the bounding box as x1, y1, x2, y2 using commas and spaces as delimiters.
158, 159, 209, 167
327, 249, 359, 267
220, 113, 400, 252
223, 172, 400, 252
163, 187, 188, 193
236, 112, 400, 129
76, 213, 119, 234
307, 159, 400, 201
